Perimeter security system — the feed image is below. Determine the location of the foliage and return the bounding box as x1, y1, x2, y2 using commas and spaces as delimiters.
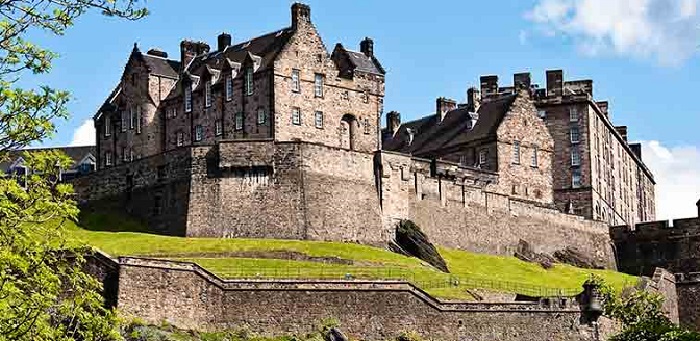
586, 275, 700, 341
0, 1, 147, 340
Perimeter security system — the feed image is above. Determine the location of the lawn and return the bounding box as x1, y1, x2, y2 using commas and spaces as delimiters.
64, 213, 637, 299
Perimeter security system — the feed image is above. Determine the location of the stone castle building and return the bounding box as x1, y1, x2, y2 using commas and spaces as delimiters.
78, 3, 654, 265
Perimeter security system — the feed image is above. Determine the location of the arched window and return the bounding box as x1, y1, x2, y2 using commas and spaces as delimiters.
340, 114, 358, 150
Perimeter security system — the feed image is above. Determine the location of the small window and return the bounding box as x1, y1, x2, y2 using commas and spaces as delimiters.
569, 107, 579, 122
363, 89, 369, 104
570, 126, 580, 143
131, 73, 136, 86
537, 110, 546, 119
205, 79, 212, 108
292, 107, 301, 125
479, 150, 488, 166
531, 146, 538, 167
176, 132, 184, 147
363, 118, 371, 134
215, 120, 223, 136
104, 116, 111, 137
245, 68, 254, 96
225, 75, 233, 101
235, 112, 244, 131
571, 147, 581, 166
121, 111, 127, 132
135, 106, 142, 134
184, 83, 192, 113
257, 109, 266, 125
194, 125, 203, 142
315, 111, 324, 128
512, 140, 520, 164
129, 148, 135, 162
105, 152, 112, 166
314, 74, 324, 98
122, 146, 128, 162
572, 167, 582, 188
291, 69, 300, 92
534, 189, 543, 199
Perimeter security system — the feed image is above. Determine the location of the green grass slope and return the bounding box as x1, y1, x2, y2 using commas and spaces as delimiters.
65, 213, 636, 299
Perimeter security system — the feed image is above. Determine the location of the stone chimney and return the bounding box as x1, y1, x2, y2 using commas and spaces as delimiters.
615, 126, 628, 143
291, 3, 311, 30
436, 97, 457, 122
467, 87, 481, 112
546, 70, 563, 97
696, 199, 700, 217
514, 72, 532, 90
597, 101, 609, 119
360, 37, 374, 57
218, 32, 232, 52
180, 40, 210, 72
386, 111, 401, 136
146, 48, 168, 58
480, 75, 498, 97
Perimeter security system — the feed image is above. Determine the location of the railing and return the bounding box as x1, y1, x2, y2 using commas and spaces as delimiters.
210, 265, 585, 298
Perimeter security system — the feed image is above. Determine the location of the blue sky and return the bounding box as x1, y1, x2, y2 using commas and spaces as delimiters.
30, 0, 700, 220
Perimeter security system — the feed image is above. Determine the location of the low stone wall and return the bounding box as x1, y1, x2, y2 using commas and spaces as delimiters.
641, 268, 679, 324
114, 257, 618, 341
677, 276, 700, 332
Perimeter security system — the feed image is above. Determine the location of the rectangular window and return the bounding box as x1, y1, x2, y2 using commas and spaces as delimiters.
215, 120, 223, 136
104, 116, 111, 137
135, 106, 142, 134
314, 74, 324, 98
176, 132, 184, 147
512, 140, 520, 164
479, 150, 488, 166
292, 107, 301, 125
225, 75, 233, 101
185, 83, 192, 112
129, 106, 136, 129
570, 126, 580, 143
292, 69, 300, 92
569, 107, 579, 122
194, 125, 203, 142
531, 147, 538, 167
245, 68, 254, 96
129, 148, 134, 162
572, 167, 582, 188
121, 111, 127, 132
571, 147, 581, 166
257, 109, 266, 125
122, 146, 128, 162
105, 152, 112, 166
205, 79, 212, 108
315, 111, 324, 128
364, 118, 371, 134
235, 112, 244, 130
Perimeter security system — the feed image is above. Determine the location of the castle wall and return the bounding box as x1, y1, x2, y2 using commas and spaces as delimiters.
115, 257, 618, 341
379, 151, 615, 268
678, 281, 700, 332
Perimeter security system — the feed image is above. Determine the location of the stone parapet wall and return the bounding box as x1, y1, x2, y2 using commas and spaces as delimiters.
115, 257, 617, 341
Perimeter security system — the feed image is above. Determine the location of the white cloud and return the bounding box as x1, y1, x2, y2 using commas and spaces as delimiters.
526, 0, 700, 65
69, 120, 96, 147
641, 140, 700, 221
519, 30, 529, 45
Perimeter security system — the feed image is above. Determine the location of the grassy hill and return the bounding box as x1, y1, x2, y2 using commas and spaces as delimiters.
65, 212, 637, 300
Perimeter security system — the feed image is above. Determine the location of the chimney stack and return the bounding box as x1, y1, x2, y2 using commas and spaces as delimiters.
546, 70, 563, 97
597, 101, 609, 119
480, 75, 499, 97
386, 111, 401, 136
436, 97, 457, 122
615, 126, 628, 143
514, 72, 532, 90
180, 40, 210, 72
146, 48, 168, 58
291, 3, 311, 30
218, 32, 232, 52
360, 37, 374, 57
467, 87, 481, 112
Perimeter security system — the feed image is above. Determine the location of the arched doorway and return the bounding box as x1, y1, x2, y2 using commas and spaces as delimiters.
340, 114, 357, 150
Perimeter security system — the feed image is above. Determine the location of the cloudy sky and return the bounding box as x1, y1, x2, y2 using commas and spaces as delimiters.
32, 0, 700, 221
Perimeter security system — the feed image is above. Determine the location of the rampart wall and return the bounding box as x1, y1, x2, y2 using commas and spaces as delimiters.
114, 257, 618, 341
378, 151, 615, 267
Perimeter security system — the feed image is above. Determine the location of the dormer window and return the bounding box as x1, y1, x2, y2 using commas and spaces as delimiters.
184, 83, 192, 113
225, 75, 233, 101
245, 68, 254, 96
205, 79, 212, 108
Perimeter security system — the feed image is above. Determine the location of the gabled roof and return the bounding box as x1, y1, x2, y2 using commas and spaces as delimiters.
382, 95, 517, 157
0, 146, 96, 171
141, 53, 180, 78
332, 43, 385, 76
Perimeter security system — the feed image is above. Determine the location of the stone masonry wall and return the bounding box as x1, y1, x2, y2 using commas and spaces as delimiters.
115, 257, 619, 341
379, 151, 615, 268
678, 280, 700, 332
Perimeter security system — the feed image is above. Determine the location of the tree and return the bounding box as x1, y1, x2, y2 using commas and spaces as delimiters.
0, 1, 147, 340
588, 276, 700, 341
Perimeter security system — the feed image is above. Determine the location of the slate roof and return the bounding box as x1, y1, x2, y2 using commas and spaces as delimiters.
383, 95, 517, 157
141, 54, 180, 78
0, 146, 96, 171
345, 50, 384, 75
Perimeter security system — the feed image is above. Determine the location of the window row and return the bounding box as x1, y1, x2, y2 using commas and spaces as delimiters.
103, 106, 143, 137
291, 69, 325, 98
511, 140, 539, 167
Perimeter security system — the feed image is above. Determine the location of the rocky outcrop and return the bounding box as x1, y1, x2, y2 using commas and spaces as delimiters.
393, 220, 449, 272
554, 247, 604, 269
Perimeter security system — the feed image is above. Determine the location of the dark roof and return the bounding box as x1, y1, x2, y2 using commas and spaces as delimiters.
0, 146, 96, 171
383, 95, 517, 157
142, 54, 180, 78
345, 50, 384, 75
